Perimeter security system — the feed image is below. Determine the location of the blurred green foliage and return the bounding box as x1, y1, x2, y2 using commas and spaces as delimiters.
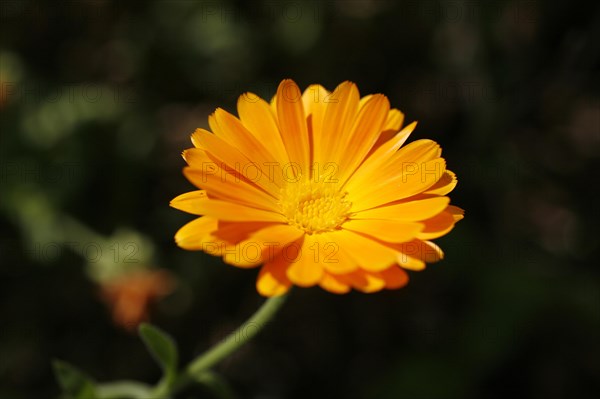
1, 0, 599, 398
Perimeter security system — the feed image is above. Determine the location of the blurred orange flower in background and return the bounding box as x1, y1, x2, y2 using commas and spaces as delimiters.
171, 79, 463, 297
100, 269, 176, 331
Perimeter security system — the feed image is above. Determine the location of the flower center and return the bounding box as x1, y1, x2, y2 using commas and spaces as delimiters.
280, 180, 352, 234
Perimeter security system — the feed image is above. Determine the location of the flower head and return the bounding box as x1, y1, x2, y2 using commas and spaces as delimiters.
171, 79, 463, 296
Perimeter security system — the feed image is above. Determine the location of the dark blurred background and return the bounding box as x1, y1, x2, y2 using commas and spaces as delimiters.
1, 0, 599, 398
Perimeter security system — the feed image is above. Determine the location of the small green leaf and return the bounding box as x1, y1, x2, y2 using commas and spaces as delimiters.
53, 360, 97, 399
138, 323, 178, 377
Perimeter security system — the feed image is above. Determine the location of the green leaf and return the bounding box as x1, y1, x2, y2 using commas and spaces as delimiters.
95, 380, 154, 399
195, 371, 237, 399
138, 323, 178, 377
53, 360, 97, 399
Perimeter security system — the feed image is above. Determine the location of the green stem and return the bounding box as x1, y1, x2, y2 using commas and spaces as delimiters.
173, 292, 290, 393
189, 292, 289, 374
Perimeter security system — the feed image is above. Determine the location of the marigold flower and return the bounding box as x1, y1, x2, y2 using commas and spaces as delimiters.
171, 79, 463, 296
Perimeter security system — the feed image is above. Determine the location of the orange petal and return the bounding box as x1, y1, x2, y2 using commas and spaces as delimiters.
358, 94, 373, 109
379, 266, 409, 289
302, 84, 329, 166
170, 190, 209, 215
186, 199, 286, 222
184, 147, 279, 199
368, 108, 406, 152
182, 147, 211, 166
396, 253, 425, 271
337, 94, 390, 184
383, 108, 405, 132
256, 253, 292, 297
349, 158, 447, 210
310, 232, 359, 274
276, 79, 310, 176
448, 205, 465, 221
211, 220, 271, 241
319, 272, 351, 294
191, 128, 280, 195
317, 81, 359, 166
286, 236, 324, 287
384, 239, 444, 270
341, 270, 386, 293
417, 211, 456, 240
174, 217, 218, 250
333, 230, 398, 272
344, 122, 416, 192
184, 167, 278, 212
343, 219, 423, 243
391, 139, 442, 164
223, 224, 304, 268
237, 93, 289, 166
352, 197, 450, 222
424, 170, 457, 196
212, 108, 283, 184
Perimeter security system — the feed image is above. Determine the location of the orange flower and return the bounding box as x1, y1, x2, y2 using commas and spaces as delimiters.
171, 79, 463, 296
101, 269, 175, 331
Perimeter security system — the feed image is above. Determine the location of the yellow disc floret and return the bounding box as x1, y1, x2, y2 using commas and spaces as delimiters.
280, 180, 352, 234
